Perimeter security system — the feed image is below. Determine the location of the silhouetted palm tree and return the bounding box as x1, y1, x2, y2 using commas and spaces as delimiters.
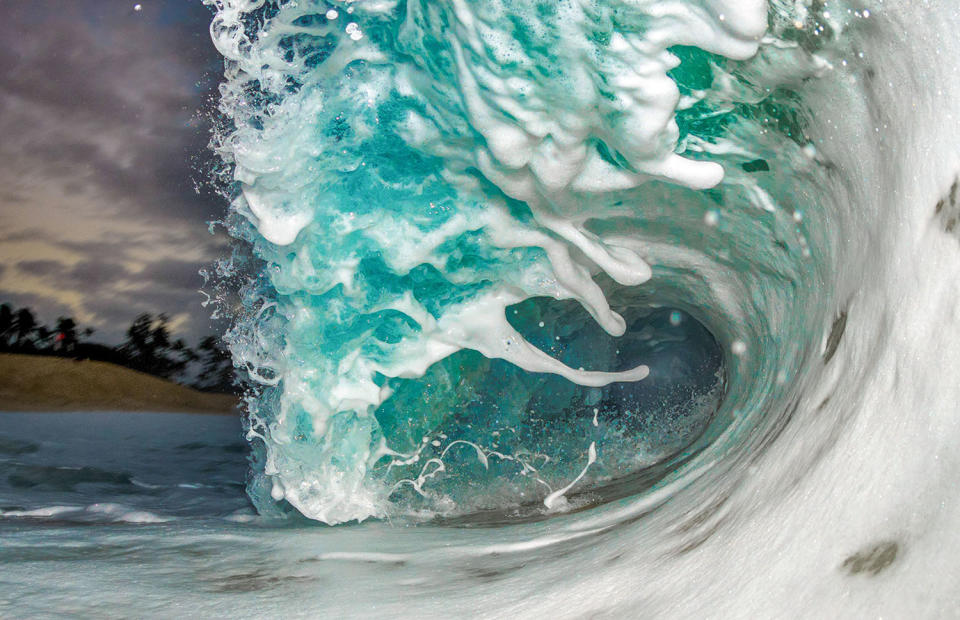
0, 304, 13, 347
13, 308, 37, 350
121, 313, 194, 379
55, 317, 78, 353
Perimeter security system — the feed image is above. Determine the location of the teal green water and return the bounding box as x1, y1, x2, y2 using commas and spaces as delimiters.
210, 0, 842, 524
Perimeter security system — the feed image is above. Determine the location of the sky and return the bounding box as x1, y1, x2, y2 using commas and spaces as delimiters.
0, 0, 230, 345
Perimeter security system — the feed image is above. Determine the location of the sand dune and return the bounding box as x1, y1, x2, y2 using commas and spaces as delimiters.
0, 353, 239, 414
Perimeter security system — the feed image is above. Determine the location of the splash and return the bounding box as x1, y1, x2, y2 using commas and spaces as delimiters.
207, 0, 821, 524
207, 0, 960, 548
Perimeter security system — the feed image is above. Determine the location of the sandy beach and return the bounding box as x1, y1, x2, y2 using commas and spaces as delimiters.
0, 353, 239, 414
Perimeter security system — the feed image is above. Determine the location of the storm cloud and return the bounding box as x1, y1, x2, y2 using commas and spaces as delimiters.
0, 0, 231, 343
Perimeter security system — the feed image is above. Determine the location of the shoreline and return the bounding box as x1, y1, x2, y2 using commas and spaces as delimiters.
0, 353, 240, 415
0, 408, 239, 416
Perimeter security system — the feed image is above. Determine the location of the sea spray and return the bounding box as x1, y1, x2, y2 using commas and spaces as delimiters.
210, 0, 855, 526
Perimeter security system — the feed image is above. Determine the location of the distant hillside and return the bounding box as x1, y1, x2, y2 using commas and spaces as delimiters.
0, 353, 240, 414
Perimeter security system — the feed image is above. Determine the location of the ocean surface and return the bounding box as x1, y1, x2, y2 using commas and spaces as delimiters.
6, 0, 960, 616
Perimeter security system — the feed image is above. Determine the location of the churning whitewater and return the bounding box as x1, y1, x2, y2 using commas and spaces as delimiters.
195, 0, 960, 615
211, 0, 781, 524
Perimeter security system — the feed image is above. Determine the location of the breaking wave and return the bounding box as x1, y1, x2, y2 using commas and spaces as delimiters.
207, 5, 960, 611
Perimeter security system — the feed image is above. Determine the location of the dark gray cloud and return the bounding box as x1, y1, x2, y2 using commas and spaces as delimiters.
0, 0, 231, 345
0, 290, 76, 324
1, 254, 218, 342
140, 259, 207, 289
17, 257, 130, 289
0, 0, 223, 223
83, 285, 204, 325
17, 260, 65, 277
69, 260, 132, 290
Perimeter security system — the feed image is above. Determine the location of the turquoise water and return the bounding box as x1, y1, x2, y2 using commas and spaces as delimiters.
211, 0, 826, 524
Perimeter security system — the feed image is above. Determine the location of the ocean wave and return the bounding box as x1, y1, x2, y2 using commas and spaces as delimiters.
206, 0, 960, 613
